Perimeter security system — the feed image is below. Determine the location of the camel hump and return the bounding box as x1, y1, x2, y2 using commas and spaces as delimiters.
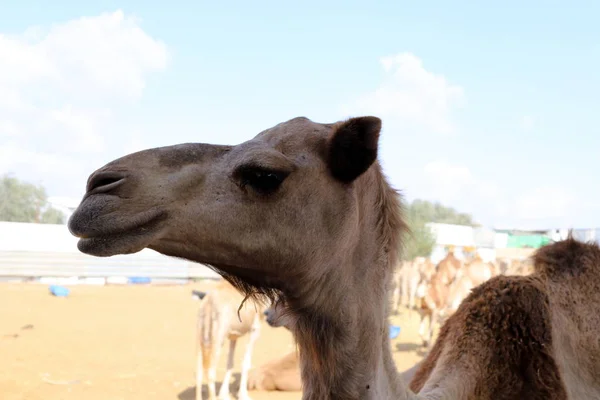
533, 236, 600, 278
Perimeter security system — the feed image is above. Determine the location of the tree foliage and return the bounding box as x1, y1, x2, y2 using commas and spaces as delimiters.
401, 199, 476, 261
0, 174, 65, 224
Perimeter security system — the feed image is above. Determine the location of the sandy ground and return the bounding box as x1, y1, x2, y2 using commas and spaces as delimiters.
0, 281, 427, 400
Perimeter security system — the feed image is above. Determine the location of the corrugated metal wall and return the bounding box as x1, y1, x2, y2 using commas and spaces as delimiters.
0, 251, 219, 279
0, 221, 218, 279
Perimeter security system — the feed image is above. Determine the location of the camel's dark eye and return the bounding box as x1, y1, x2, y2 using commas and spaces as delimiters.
236, 166, 288, 195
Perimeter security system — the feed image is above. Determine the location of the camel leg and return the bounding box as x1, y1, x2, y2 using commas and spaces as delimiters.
401, 275, 409, 309
418, 311, 427, 343
207, 339, 224, 400
217, 338, 237, 400
391, 284, 401, 315
409, 279, 419, 311
419, 310, 432, 347
237, 315, 261, 400
426, 308, 438, 349
196, 345, 204, 400
408, 281, 418, 320
395, 282, 404, 314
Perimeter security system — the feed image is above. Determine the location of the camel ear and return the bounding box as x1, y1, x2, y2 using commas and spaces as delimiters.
327, 116, 381, 183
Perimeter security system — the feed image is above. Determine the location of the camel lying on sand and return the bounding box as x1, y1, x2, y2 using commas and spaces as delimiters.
68, 115, 600, 399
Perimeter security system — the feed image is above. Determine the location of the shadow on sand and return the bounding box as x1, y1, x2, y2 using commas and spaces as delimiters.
178, 373, 242, 400
395, 342, 428, 357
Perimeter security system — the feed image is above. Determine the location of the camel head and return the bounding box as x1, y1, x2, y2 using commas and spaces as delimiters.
264, 297, 295, 330
68, 116, 393, 303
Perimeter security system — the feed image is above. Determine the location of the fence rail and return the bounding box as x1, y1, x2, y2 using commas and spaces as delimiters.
0, 250, 219, 279
0, 221, 220, 281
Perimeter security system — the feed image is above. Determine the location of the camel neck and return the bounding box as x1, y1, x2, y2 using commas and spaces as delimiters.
289, 276, 415, 400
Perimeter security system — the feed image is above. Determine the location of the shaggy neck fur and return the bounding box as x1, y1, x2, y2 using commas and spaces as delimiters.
285, 166, 413, 400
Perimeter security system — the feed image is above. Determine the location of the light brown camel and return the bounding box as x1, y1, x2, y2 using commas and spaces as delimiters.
419, 256, 500, 346
506, 258, 534, 276
194, 279, 264, 400
487, 260, 502, 277
247, 299, 302, 392
247, 350, 301, 392
414, 254, 463, 348
495, 258, 512, 275
416, 253, 498, 346
68, 115, 596, 399
434, 251, 462, 286
441, 256, 495, 315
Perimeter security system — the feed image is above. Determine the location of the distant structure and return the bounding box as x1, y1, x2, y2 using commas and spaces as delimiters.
426, 222, 600, 264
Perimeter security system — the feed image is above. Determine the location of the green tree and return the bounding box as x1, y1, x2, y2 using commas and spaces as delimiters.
0, 174, 65, 224
400, 199, 476, 261
408, 199, 476, 227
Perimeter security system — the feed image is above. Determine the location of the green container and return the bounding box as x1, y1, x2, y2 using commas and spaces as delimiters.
506, 235, 551, 249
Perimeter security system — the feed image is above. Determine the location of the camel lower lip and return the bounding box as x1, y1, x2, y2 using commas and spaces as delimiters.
77, 228, 154, 256
69, 206, 165, 239
75, 212, 166, 256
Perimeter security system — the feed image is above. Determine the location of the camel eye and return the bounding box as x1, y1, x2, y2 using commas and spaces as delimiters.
236, 166, 288, 195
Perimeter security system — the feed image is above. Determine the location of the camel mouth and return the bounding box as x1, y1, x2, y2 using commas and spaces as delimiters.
265, 317, 283, 328
68, 202, 167, 257
76, 213, 166, 257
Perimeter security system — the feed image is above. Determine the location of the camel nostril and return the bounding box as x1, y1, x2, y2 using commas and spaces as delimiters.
87, 172, 127, 194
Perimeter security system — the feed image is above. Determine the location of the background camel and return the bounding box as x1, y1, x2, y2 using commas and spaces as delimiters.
414, 253, 461, 347
391, 260, 420, 314
414, 252, 500, 348
439, 256, 496, 317
194, 279, 265, 400
68, 115, 598, 399
506, 258, 534, 276
392, 257, 433, 315
247, 299, 302, 393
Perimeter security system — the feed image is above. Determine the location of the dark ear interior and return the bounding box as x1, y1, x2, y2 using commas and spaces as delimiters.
327, 116, 382, 183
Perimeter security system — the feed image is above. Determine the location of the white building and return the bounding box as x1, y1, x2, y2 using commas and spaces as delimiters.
425, 222, 498, 263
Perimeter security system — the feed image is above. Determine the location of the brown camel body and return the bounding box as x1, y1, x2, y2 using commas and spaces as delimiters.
533, 238, 600, 399
68, 115, 598, 399
409, 274, 566, 399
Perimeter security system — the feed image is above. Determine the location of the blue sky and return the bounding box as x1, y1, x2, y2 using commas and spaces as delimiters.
1, 1, 598, 229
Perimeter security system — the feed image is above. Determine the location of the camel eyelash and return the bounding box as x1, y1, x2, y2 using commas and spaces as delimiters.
234, 165, 290, 195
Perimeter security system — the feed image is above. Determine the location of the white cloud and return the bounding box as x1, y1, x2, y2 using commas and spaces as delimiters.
0, 142, 81, 192
420, 160, 578, 227
419, 159, 508, 225
0, 10, 168, 195
341, 53, 465, 135
521, 115, 535, 130
422, 159, 501, 202
423, 160, 474, 202
513, 187, 575, 220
